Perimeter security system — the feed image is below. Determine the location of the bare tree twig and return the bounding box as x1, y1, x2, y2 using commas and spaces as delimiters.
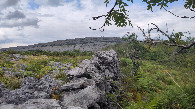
137, 26, 150, 40
137, 23, 195, 51
163, 7, 195, 19
151, 23, 177, 44
92, 15, 108, 20
189, 8, 195, 12
90, 0, 118, 31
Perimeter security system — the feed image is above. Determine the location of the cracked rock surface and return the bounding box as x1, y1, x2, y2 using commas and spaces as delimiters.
0, 49, 121, 109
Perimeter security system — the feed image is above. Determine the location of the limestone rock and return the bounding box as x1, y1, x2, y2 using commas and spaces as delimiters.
0, 75, 61, 105
0, 99, 61, 109
0, 37, 124, 52
60, 49, 120, 108
0, 49, 121, 109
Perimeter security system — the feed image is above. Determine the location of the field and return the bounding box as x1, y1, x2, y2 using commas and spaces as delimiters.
0, 39, 194, 108
0, 50, 92, 90
105, 38, 195, 109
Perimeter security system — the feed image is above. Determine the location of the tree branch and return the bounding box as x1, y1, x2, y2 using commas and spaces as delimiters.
163, 7, 195, 19
137, 26, 151, 41
90, 0, 118, 31
137, 23, 195, 51
151, 23, 177, 44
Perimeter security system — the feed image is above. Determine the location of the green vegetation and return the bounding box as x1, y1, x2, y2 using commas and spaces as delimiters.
55, 73, 70, 83
0, 50, 92, 89
0, 76, 23, 90
92, 0, 195, 30
105, 34, 195, 109
0, 36, 194, 108
2, 50, 93, 57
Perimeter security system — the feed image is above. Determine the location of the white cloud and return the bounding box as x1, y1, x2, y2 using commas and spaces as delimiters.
0, 42, 28, 48
0, 1, 39, 29
0, 18, 39, 28
0, 31, 5, 40
0, 0, 194, 48
122, 3, 195, 39
34, 0, 70, 7
0, 0, 20, 10
6, 10, 25, 19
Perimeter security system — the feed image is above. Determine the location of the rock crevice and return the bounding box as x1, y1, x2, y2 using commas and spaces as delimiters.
0, 49, 120, 109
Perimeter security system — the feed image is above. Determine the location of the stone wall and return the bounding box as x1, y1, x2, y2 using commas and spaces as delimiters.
0, 37, 123, 52
0, 49, 121, 109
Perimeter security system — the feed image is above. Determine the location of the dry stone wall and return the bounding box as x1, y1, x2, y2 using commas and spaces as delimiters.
0, 49, 121, 109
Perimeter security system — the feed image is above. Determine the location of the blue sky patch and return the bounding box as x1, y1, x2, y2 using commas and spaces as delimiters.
65, 0, 81, 8
28, 0, 39, 10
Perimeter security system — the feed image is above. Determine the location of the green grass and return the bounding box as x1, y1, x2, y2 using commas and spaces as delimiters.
0, 50, 92, 89
107, 40, 195, 109
116, 58, 194, 108
0, 76, 23, 90
55, 73, 70, 83
0, 42, 194, 108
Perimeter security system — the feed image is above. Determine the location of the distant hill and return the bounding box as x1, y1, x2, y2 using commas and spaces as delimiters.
0, 37, 124, 52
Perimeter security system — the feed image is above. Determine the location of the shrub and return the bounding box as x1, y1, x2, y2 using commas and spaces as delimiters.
55, 73, 70, 83
0, 76, 23, 90
0, 68, 3, 76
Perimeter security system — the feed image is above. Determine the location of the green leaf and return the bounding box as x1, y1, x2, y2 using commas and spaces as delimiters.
147, 4, 153, 11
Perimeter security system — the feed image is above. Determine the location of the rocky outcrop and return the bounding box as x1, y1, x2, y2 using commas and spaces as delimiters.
0, 49, 120, 109
0, 37, 124, 52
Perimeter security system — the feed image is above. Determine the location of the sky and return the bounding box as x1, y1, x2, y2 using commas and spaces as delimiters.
0, 0, 194, 48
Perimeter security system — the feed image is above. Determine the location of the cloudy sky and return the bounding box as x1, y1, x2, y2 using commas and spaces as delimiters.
0, 0, 194, 48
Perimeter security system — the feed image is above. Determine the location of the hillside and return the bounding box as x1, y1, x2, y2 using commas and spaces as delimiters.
104, 37, 195, 109
0, 37, 124, 52
0, 37, 194, 109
